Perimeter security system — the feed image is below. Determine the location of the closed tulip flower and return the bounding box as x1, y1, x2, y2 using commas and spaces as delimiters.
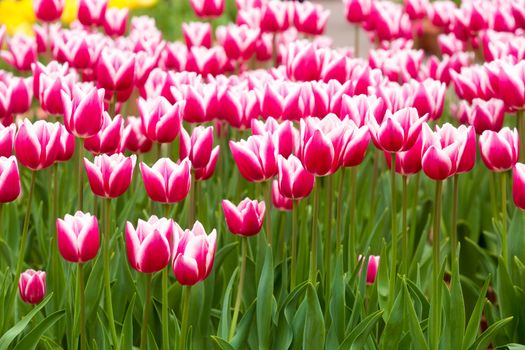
182, 22, 212, 48
272, 180, 293, 211
56, 125, 75, 162
84, 113, 123, 155
140, 158, 191, 203
386, 133, 424, 175
469, 98, 505, 134
230, 133, 277, 182
216, 24, 260, 61
15, 120, 61, 171
222, 198, 266, 236
103, 8, 128, 37
278, 154, 315, 199
0, 156, 21, 203
56, 212, 100, 263
62, 84, 105, 138
421, 123, 461, 180
0, 34, 37, 72
78, 0, 108, 27
180, 126, 214, 169
97, 48, 135, 93
7, 77, 33, 115
126, 216, 174, 273
121, 116, 152, 153
294, 2, 330, 36
18, 269, 46, 305
138, 97, 183, 143
33, 0, 64, 22
368, 107, 427, 153
260, 1, 290, 32
358, 255, 379, 284
340, 119, 370, 167
84, 153, 136, 198
251, 117, 297, 158
480, 127, 519, 172
172, 221, 217, 285
189, 0, 224, 18
513, 163, 525, 210
343, 0, 372, 23
409, 79, 446, 121
0, 124, 15, 157
285, 42, 321, 82
195, 145, 220, 181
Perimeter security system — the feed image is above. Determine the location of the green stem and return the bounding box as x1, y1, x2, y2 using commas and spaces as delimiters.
140, 274, 152, 350
290, 202, 298, 291
78, 139, 84, 211
431, 180, 443, 350
179, 286, 192, 350
408, 173, 420, 261
517, 110, 525, 162
501, 172, 508, 266
103, 199, 118, 347
162, 268, 169, 350
335, 168, 346, 251
16, 171, 36, 279
309, 180, 320, 283
265, 181, 272, 246
188, 171, 195, 226
229, 237, 247, 340
78, 264, 86, 350
450, 175, 459, 265
348, 168, 357, 272
401, 176, 408, 274
324, 175, 333, 288
387, 153, 397, 312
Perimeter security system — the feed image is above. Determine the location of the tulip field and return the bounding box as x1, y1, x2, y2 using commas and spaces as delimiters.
1, 0, 525, 348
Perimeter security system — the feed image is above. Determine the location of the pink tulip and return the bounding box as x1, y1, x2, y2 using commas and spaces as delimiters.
230, 133, 277, 182
340, 119, 370, 167
479, 128, 519, 172
0, 156, 21, 203
272, 180, 293, 211
97, 48, 135, 93
469, 98, 505, 134
285, 42, 321, 82
126, 216, 174, 273
189, 0, 224, 18
222, 198, 265, 236
429, 0, 456, 28
140, 158, 191, 203
19, 269, 46, 304
300, 114, 345, 176
277, 154, 314, 200
409, 79, 446, 121
0, 124, 15, 157
513, 163, 525, 210
56, 124, 75, 162
486, 60, 525, 111
450, 66, 492, 103
84, 113, 123, 155
404, 0, 428, 20
182, 22, 212, 48
78, 0, 108, 27
195, 145, 220, 181
256, 33, 273, 62
56, 211, 100, 263
180, 126, 214, 169
368, 107, 426, 153
138, 97, 183, 143
33, 0, 64, 22
386, 133, 424, 175
216, 24, 260, 61
15, 120, 61, 170
121, 116, 152, 153
343, 0, 372, 23
53, 34, 97, 70
358, 255, 379, 284
0, 34, 37, 71
339, 94, 384, 127
7, 77, 33, 115
186, 46, 228, 76
33, 61, 75, 114
0, 84, 9, 120
172, 221, 216, 285
103, 8, 128, 37
84, 153, 136, 198
251, 117, 297, 158
62, 84, 105, 138
260, 2, 290, 32
294, 2, 330, 36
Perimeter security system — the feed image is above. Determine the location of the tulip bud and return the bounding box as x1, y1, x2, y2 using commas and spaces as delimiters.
480, 127, 519, 172
469, 98, 505, 134
189, 0, 225, 18
126, 216, 174, 273
222, 198, 265, 236
194, 146, 220, 181
7, 77, 33, 115
182, 22, 212, 48
19, 269, 46, 304
172, 221, 216, 285
0, 34, 37, 72
62, 84, 105, 138
409, 79, 446, 121
15, 120, 61, 171
97, 48, 135, 93
180, 126, 214, 169
121, 116, 152, 153
84, 113, 123, 155
56, 212, 100, 263
78, 0, 108, 27
230, 133, 277, 182
140, 158, 191, 203
513, 163, 525, 210
343, 0, 372, 23
33, 0, 64, 22
277, 154, 315, 199
358, 255, 379, 284
103, 8, 128, 37
0, 124, 15, 157
251, 117, 297, 158
138, 97, 183, 143
272, 180, 293, 211
0, 156, 21, 203
84, 153, 136, 198
56, 125, 75, 162
340, 119, 370, 167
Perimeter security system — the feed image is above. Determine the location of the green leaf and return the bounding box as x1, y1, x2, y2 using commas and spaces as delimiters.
463, 276, 490, 350
257, 245, 274, 350
218, 267, 238, 340
468, 317, 513, 350
403, 281, 428, 350
119, 294, 136, 350
337, 309, 384, 350
13, 310, 65, 350
495, 344, 525, 350
379, 286, 405, 350
231, 301, 256, 349
0, 293, 53, 350
211, 336, 235, 350
303, 283, 325, 350
449, 247, 465, 350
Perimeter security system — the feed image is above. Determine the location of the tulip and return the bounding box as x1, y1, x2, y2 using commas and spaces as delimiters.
34, 61, 75, 114
33, 0, 64, 22
385, 133, 424, 176
285, 42, 321, 82
272, 180, 293, 211
294, 2, 330, 36
18, 269, 46, 305
216, 24, 260, 61
256, 34, 273, 62
277, 154, 314, 200
84, 113, 123, 155
260, 1, 290, 32
251, 117, 297, 158
140, 158, 191, 203
97, 48, 136, 93
0, 124, 15, 157
429, 0, 456, 28
121, 116, 152, 153
138, 97, 183, 143
78, 0, 108, 27
182, 22, 212, 48
0, 84, 9, 120
180, 126, 214, 169
409, 79, 446, 121
368, 107, 426, 153
62, 84, 105, 138
15, 120, 61, 171
56, 125, 75, 162
358, 255, 379, 284
189, 0, 224, 18
103, 8, 129, 37
469, 98, 505, 134
56, 211, 100, 263
7, 77, 33, 115
299, 114, 345, 176
53, 34, 97, 70
0, 34, 37, 71
187, 46, 228, 76
485, 60, 525, 111
172, 221, 216, 285
0, 156, 21, 203
126, 216, 174, 273
230, 133, 277, 182
479, 127, 519, 172
404, 0, 428, 20
84, 153, 136, 198
340, 119, 370, 167
343, 0, 372, 23
194, 146, 220, 181
513, 163, 525, 210
222, 198, 265, 236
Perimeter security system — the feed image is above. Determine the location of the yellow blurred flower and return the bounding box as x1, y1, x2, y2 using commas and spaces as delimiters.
0, 0, 158, 35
